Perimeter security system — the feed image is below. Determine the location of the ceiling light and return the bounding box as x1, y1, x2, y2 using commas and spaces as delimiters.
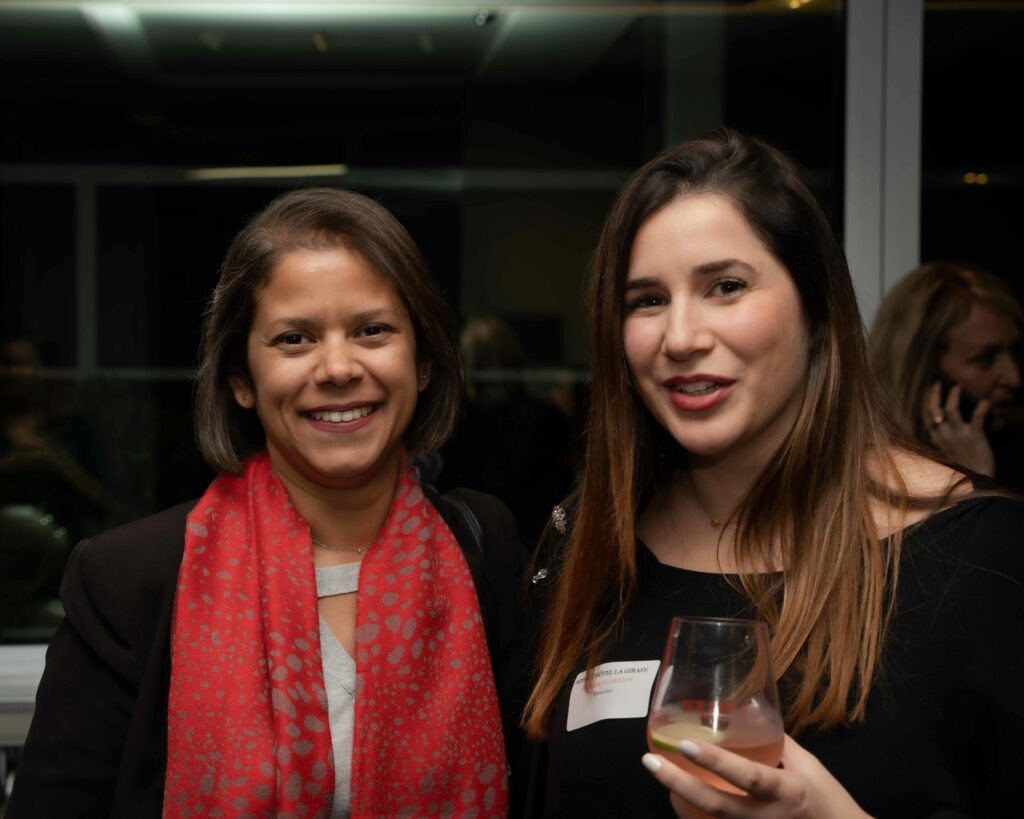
186, 163, 348, 181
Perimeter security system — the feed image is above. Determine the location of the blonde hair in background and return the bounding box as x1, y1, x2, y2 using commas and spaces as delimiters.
871, 261, 1024, 444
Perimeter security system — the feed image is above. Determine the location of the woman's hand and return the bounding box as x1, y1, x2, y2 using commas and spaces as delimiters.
641, 735, 871, 819
921, 380, 995, 476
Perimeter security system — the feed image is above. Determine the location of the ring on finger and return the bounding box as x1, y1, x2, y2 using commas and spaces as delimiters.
932, 413, 946, 427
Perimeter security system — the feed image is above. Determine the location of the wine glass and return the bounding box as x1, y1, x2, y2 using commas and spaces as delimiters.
646, 617, 784, 795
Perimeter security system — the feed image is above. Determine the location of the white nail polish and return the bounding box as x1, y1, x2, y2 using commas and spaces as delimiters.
678, 740, 699, 759
641, 753, 663, 773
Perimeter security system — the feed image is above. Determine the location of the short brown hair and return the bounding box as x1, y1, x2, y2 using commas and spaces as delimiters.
194, 187, 461, 474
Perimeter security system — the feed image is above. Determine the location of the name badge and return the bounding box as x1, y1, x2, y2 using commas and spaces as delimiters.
566, 660, 661, 732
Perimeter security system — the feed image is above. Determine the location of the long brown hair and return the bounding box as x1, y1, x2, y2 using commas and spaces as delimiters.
871, 261, 1024, 444
524, 129, 927, 738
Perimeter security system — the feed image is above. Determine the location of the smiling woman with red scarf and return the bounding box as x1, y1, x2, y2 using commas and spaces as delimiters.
9, 189, 523, 819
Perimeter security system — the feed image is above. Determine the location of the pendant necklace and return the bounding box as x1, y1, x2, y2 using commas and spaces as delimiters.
688, 484, 729, 530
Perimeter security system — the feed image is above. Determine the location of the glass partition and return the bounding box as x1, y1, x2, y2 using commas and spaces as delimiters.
0, 0, 846, 650
921, 1, 1023, 301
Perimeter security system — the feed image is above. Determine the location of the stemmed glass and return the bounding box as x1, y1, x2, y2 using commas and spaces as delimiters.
646, 617, 784, 794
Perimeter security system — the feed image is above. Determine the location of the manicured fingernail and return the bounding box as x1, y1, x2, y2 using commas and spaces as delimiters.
678, 740, 699, 759
641, 753, 663, 773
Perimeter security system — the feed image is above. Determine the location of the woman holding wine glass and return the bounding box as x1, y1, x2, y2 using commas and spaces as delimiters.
515, 130, 1023, 817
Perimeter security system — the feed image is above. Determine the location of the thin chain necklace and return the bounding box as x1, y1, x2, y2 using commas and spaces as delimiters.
311, 538, 370, 555
687, 481, 731, 530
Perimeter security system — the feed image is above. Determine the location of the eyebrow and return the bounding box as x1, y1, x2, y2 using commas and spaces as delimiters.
695, 258, 755, 275
263, 308, 399, 330
264, 316, 318, 332
623, 277, 660, 293
624, 258, 755, 292
349, 308, 396, 325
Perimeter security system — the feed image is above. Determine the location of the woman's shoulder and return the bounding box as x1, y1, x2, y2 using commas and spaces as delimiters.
425, 485, 527, 590
900, 493, 1024, 621
911, 491, 1024, 557
57, 500, 197, 664
426, 486, 521, 561
437, 487, 517, 533
874, 449, 975, 536
426, 487, 528, 664
67, 499, 197, 597
891, 448, 1024, 533
876, 448, 1023, 577
79, 499, 195, 560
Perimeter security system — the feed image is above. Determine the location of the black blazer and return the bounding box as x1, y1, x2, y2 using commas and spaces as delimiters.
8, 489, 523, 818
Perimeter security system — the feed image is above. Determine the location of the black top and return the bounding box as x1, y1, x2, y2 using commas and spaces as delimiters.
990, 423, 1024, 492
531, 496, 1024, 819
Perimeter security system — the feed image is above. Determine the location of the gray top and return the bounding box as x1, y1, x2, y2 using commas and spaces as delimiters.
315, 561, 361, 819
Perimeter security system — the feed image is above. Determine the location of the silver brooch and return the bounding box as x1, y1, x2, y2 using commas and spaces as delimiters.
551, 505, 567, 535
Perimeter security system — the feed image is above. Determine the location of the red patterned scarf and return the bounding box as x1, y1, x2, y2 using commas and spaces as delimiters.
165, 452, 508, 817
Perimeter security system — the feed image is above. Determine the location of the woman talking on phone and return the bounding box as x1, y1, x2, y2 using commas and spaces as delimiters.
10, 188, 520, 818
871, 261, 1024, 483
516, 131, 1022, 818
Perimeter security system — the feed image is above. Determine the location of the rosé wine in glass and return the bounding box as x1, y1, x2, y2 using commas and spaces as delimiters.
646, 617, 784, 795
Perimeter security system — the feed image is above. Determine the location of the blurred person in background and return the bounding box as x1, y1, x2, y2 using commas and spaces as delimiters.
871, 261, 1024, 485
434, 315, 575, 545
0, 331, 112, 637
8, 188, 522, 818
0, 330, 112, 545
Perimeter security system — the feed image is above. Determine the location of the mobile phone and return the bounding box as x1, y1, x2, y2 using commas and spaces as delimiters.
936, 374, 988, 430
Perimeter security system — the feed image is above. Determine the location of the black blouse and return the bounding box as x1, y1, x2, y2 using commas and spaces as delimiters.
533, 496, 1024, 819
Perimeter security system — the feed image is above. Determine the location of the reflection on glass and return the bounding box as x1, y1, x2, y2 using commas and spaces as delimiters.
0, 337, 112, 641
0, 1, 845, 647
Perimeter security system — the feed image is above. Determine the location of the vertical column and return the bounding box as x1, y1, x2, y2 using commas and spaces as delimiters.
75, 180, 98, 377
845, 0, 923, 325
882, 0, 923, 298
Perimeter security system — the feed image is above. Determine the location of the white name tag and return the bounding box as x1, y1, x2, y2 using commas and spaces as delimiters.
566, 660, 661, 732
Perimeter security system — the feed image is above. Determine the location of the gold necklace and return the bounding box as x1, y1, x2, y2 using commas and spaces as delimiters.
688, 484, 729, 530
311, 538, 370, 554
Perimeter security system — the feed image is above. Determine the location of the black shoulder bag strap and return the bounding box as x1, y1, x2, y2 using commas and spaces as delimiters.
444, 495, 485, 558
423, 485, 500, 662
